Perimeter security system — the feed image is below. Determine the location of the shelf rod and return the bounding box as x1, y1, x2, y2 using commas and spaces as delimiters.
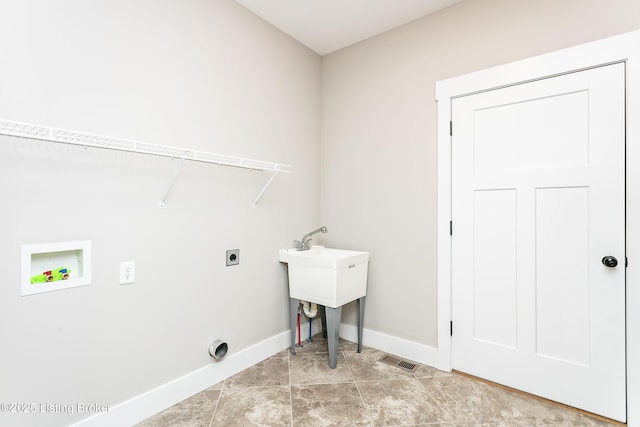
252, 169, 281, 208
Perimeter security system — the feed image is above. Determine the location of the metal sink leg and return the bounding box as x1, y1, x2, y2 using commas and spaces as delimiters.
290, 298, 299, 355
325, 306, 343, 369
356, 296, 365, 353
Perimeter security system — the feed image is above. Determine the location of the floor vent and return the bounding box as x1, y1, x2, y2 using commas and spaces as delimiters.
379, 354, 418, 372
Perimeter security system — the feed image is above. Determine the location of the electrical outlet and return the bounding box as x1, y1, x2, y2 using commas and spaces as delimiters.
226, 249, 239, 266
120, 261, 136, 284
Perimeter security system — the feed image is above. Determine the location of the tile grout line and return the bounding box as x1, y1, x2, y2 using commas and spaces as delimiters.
355, 376, 421, 383
208, 380, 225, 427
341, 346, 368, 410
218, 383, 300, 390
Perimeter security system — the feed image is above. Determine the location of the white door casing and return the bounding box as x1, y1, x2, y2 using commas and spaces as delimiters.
436, 29, 640, 426
450, 64, 625, 421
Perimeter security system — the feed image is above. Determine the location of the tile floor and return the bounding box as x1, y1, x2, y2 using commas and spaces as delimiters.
137, 335, 618, 427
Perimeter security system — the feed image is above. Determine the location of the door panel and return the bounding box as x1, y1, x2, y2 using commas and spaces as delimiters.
473, 189, 517, 349
535, 186, 590, 366
451, 63, 626, 421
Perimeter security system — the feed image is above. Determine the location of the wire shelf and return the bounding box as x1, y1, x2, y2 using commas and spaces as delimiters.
0, 117, 291, 207
0, 118, 290, 173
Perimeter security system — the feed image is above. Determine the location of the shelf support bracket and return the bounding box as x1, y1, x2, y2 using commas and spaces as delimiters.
159, 157, 186, 208
252, 169, 281, 208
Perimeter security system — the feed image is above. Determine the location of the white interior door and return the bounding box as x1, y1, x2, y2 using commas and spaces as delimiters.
451, 63, 626, 421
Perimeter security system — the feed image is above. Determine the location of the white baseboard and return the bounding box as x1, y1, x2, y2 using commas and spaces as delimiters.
339, 323, 440, 368
70, 330, 290, 427
71, 323, 440, 427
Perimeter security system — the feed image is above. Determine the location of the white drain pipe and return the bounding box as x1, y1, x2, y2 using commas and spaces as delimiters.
301, 301, 318, 318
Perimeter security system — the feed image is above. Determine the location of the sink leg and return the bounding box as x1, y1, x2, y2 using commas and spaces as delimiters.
325, 306, 342, 369
290, 298, 299, 355
319, 305, 327, 339
356, 297, 365, 353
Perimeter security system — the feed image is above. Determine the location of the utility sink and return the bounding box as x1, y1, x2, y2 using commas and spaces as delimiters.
279, 246, 369, 308
280, 245, 369, 368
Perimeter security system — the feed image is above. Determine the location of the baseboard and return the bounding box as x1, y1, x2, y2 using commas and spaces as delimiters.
70, 330, 290, 427
339, 323, 440, 368
71, 323, 440, 427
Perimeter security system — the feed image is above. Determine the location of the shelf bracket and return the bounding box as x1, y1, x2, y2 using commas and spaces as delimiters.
252, 169, 281, 208
159, 157, 186, 208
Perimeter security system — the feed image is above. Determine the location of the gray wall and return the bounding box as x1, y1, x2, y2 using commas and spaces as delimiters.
0, 1, 320, 426
320, 0, 640, 346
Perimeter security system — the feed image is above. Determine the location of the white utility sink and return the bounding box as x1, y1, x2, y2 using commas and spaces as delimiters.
279, 246, 369, 308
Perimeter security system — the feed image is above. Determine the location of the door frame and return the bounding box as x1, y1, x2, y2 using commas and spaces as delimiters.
436, 29, 640, 424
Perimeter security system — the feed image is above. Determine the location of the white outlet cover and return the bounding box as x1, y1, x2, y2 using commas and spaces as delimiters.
120, 261, 136, 285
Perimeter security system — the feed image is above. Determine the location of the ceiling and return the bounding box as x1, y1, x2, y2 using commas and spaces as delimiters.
233, 0, 463, 56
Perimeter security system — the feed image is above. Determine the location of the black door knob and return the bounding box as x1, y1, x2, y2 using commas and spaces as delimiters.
602, 256, 618, 268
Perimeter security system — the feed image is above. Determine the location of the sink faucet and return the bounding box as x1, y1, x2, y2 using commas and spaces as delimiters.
295, 226, 327, 251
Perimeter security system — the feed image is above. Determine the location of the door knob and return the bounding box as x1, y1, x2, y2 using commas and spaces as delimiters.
602, 256, 618, 268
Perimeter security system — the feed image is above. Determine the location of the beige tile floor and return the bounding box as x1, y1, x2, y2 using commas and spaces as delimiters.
137, 335, 618, 427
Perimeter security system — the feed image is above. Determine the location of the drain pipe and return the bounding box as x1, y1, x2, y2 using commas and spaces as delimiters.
301, 301, 318, 341
301, 301, 318, 318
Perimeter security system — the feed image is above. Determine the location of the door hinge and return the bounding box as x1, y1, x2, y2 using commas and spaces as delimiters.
449, 121, 453, 136
450, 321, 453, 336
449, 221, 453, 236
626, 257, 629, 267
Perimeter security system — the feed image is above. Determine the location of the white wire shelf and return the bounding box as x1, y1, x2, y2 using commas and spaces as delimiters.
0, 118, 290, 172
0, 118, 290, 207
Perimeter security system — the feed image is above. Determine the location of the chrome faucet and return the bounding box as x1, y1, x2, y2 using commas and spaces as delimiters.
295, 226, 327, 251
